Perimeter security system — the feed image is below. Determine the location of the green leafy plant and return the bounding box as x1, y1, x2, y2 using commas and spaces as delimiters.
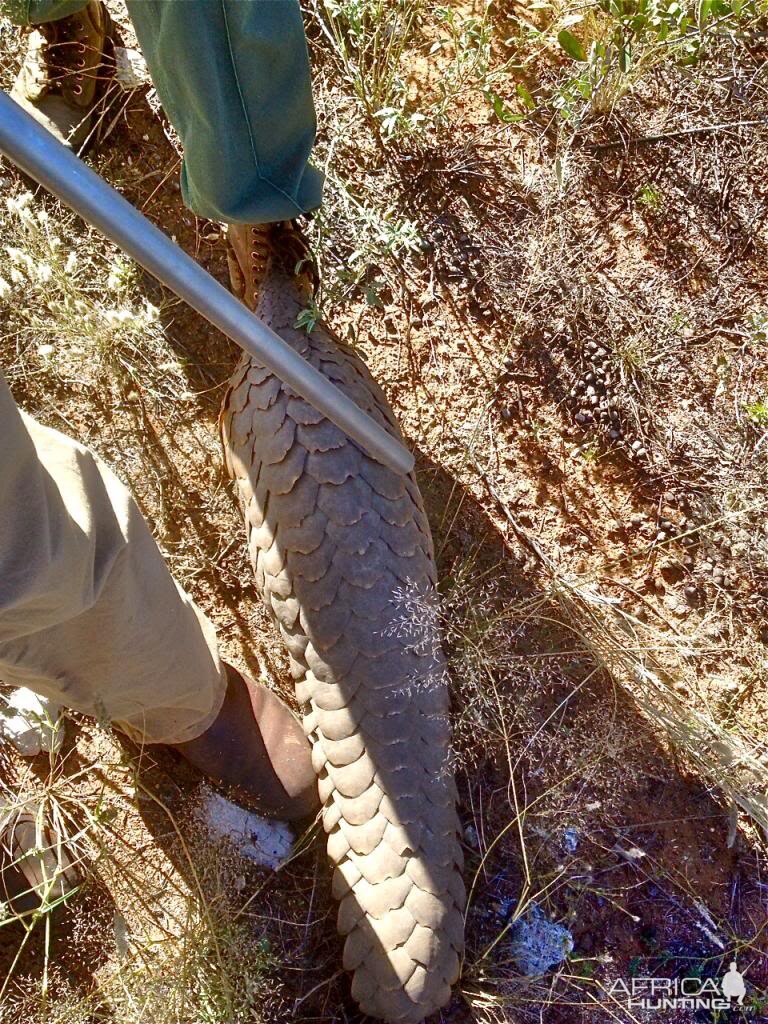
553, 0, 758, 119
747, 310, 768, 344
637, 183, 664, 209
319, 0, 422, 138
744, 399, 768, 426
485, 81, 536, 123
430, 6, 502, 120
295, 298, 323, 333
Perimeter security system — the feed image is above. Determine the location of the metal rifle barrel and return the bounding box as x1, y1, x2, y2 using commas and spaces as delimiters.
0, 93, 414, 475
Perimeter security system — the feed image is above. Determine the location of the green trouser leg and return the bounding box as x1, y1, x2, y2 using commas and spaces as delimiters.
2, 0, 85, 19
2, 0, 324, 223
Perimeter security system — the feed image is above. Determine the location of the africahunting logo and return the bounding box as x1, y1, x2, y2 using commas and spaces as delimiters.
608, 961, 752, 1012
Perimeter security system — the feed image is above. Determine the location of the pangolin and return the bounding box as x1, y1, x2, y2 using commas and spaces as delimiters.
220, 254, 465, 1023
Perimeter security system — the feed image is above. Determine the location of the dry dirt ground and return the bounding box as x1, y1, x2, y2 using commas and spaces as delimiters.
0, 0, 767, 1021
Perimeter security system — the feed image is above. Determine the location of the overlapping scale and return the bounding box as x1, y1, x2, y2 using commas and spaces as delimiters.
220, 272, 465, 1023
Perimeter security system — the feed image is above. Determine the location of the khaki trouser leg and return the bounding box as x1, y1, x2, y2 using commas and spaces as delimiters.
0, 373, 227, 744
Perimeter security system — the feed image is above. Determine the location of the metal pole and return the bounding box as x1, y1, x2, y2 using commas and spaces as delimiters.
0, 93, 414, 475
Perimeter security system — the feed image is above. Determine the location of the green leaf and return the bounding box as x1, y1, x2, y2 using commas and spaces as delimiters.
516, 82, 536, 109
486, 89, 527, 123
619, 41, 632, 72
557, 28, 587, 61
699, 0, 714, 22
294, 303, 321, 333
490, 90, 506, 118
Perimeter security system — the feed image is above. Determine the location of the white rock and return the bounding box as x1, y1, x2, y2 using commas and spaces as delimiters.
195, 787, 294, 870
0, 688, 64, 756
114, 46, 151, 90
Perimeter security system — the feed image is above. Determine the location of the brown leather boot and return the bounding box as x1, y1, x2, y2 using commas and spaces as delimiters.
0, 801, 79, 918
10, 0, 114, 152
171, 664, 318, 822
226, 220, 317, 313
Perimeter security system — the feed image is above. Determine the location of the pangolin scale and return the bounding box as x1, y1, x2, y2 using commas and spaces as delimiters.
220, 270, 465, 1023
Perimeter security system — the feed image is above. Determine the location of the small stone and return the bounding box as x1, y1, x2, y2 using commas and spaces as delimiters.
563, 827, 579, 853
196, 789, 294, 869
114, 45, 151, 90
0, 689, 64, 756
464, 824, 479, 849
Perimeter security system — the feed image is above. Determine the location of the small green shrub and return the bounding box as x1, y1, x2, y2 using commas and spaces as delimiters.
553, 0, 759, 118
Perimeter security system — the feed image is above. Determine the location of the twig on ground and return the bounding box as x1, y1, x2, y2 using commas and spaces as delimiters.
588, 118, 768, 151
